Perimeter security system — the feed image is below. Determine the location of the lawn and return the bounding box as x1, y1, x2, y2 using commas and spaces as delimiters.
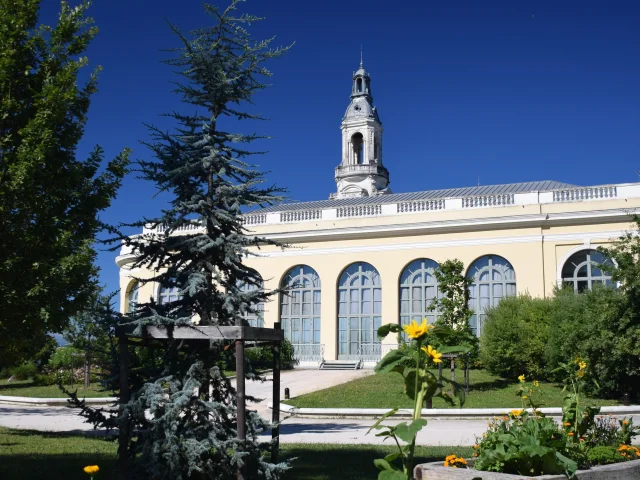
286, 369, 620, 409
0, 427, 472, 479
0, 380, 113, 398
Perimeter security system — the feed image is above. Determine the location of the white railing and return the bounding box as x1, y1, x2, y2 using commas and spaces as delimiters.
553, 186, 617, 202
397, 199, 445, 213
243, 213, 267, 225
291, 343, 324, 363
280, 210, 321, 223
337, 204, 382, 218
462, 194, 514, 208
357, 343, 399, 363
136, 183, 638, 234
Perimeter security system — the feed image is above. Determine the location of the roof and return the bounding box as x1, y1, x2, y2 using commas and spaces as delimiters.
257, 180, 575, 213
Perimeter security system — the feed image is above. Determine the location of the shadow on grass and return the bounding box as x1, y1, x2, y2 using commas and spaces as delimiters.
468, 377, 513, 392
0, 453, 117, 480
0, 381, 36, 392
282, 445, 474, 480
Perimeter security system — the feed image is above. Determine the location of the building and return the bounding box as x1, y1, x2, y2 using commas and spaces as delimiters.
117, 61, 640, 366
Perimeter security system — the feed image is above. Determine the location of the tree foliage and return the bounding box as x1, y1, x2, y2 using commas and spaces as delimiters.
74, 1, 291, 478
430, 259, 478, 360
0, 0, 129, 368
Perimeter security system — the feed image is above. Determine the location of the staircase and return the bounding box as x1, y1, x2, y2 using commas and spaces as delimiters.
319, 360, 360, 370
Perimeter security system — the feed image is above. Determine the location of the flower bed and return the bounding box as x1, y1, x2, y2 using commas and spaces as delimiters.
414, 458, 640, 479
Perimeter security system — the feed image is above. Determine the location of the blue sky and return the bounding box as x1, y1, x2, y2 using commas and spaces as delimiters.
38, 0, 640, 301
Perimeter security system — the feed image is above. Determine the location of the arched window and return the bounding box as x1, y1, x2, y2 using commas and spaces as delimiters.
158, 282, 182, 305
467, 255, 516, 335
238, 274, 264, 328
280, 266, 321, 346
400, 259, 440, 331
351, 132, 364, 164
338, 262, 381, 360
561, 249, 614, 293
356, 77, 363, 92
127, 281, 139, 313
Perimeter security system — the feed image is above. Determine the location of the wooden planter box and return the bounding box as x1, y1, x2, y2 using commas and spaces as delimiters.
414, 458, 640, 479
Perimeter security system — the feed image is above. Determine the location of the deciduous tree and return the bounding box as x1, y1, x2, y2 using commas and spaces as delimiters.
0, 0, 129, 368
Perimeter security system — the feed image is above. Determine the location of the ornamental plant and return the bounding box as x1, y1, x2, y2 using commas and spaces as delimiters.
553, 359, 600, 444
368, 319, 472, 480
83, 465, 99, 478
66, 1, 292, 478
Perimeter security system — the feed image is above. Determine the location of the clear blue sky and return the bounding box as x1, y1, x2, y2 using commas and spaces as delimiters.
38, 0, 640, 301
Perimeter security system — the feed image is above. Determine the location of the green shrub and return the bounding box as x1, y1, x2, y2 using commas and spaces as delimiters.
33, 373, 59, 386
242, 338, 296, 372
546, 286, 635, 398
587, 446, 624, 465
480, 295, 553, 379
9, 362, 38, 380
474, 412, 578, 476
48, 346, 83, 370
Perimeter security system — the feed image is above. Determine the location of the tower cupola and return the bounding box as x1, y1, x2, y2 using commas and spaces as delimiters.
330, 59, 390, 199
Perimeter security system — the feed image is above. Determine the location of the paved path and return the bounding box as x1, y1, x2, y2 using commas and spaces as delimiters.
238, 369, 373, 417
0, 403, 487, 446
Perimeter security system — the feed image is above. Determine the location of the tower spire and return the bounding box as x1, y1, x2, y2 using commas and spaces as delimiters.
330, 62, 390, 199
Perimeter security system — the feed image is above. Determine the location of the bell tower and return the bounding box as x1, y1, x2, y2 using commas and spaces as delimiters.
330, 58, 390, 199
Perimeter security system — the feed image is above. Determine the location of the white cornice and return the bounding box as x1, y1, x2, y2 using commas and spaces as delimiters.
257, 230, 628, 258
260, 208, 636, 243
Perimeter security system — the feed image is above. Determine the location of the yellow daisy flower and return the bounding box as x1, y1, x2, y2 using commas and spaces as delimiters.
421, 344, 443, 363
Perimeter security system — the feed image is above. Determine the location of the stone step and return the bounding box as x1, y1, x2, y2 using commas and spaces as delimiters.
319, 360, 360, 370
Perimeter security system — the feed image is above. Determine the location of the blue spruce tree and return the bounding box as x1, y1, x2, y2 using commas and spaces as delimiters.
75, 2, 291, 478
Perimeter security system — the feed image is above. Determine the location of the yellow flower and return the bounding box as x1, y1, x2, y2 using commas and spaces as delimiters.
563, 422, 571, 427
533, 380, 539, 387
623, 420, 629, 425
403, 319, 432, 339
522, 395, 528, 400
84, 465, 100, 475
518, 374, 526, 383
421, 344, 443, 363
579, 361, 587, 370
510, 409, 524, 417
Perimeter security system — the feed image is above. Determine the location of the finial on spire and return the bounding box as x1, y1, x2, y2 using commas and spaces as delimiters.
360, 45, 363, 67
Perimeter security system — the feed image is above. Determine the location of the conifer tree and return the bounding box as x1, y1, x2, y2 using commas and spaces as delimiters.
77, 2, 291, 478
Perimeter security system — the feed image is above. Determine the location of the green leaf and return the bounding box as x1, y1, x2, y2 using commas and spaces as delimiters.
373, 459, 395, 471
375, 349, 408, 374
384, 452, 402, 462
377, 323, 401, 340
394, 418, 427, 443
437, 345, 471, 355
378, 470, 407, 480
367, 408, 399, 434
439, 377, 466, 407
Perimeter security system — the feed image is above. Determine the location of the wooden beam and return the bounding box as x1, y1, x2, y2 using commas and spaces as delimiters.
117, 325, 284, 342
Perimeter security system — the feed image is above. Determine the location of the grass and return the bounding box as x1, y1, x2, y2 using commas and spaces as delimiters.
286, 369, 620, 409
0, 427, 472, 479
0, 379, 113, 398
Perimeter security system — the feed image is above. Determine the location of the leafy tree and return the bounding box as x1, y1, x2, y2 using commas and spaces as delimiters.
431, 259, 478, 361
431, 259, 473, 330
74, 1, 290, 478
0, 0, 130, 369
63, 290, 117, 384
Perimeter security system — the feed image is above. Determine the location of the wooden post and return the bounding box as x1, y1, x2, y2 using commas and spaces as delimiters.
450, 357, 455, 383
118, 333, 130, 480
271, 322, 281, 463
236, 337, 246, 480
84, 352, 90, 389
464, 354, 470, 394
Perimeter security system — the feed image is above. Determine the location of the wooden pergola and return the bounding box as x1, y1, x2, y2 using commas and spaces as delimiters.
116, 322, 284, 480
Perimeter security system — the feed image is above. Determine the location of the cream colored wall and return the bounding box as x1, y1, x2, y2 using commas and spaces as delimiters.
117, 197, 639, 361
